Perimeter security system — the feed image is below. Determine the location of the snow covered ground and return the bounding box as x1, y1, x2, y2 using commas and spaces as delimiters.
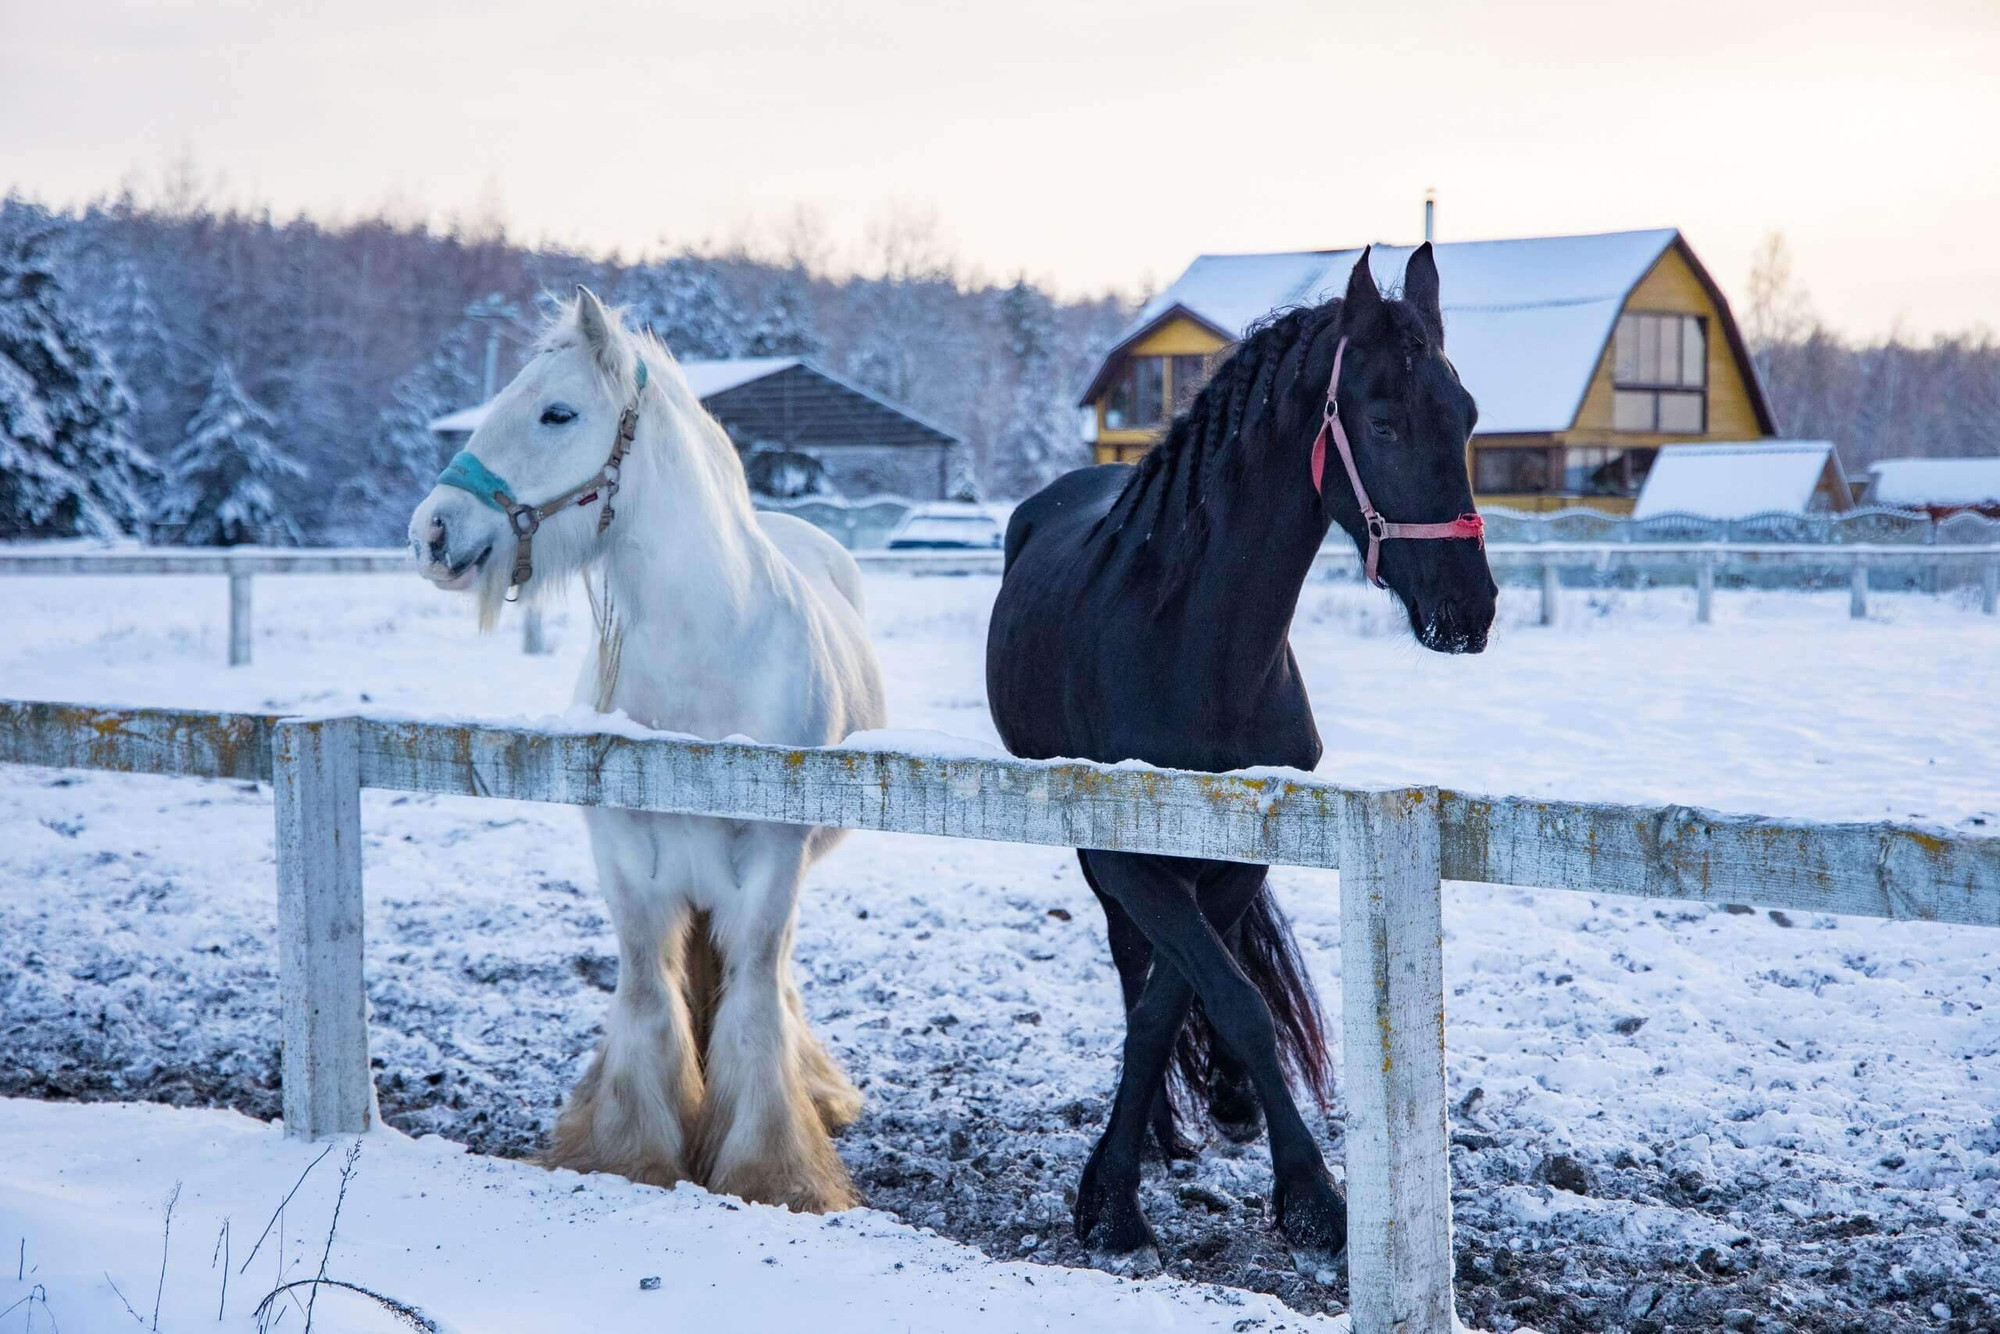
2, 567, 1997, 1332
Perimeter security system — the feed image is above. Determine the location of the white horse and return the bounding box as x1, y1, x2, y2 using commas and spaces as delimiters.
408, 289, 885, 1212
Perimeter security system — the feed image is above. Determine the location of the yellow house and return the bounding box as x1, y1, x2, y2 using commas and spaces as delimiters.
1078, 230, 1777, 513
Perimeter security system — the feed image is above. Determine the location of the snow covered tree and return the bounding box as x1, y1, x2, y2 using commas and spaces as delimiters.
741, 269, 825, 358
615, 258, 743, 361
0, 207, 157, 538
95, 258, 177, 404
989, 278, 1079, 496
156, 359, 305, 546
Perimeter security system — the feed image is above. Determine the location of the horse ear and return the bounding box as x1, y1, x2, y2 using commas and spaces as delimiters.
1342, 246, 1382, 328
573, 285, 621, 370
1403, 242, 1445, 347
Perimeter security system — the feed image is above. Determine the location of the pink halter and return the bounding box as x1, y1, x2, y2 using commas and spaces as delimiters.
1310, 336, 1485, 589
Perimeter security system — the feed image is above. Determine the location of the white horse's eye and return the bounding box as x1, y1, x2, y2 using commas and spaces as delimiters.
540, 404, 577, 426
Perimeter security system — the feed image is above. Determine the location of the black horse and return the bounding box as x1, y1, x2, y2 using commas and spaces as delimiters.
985, 245, 1496, 1272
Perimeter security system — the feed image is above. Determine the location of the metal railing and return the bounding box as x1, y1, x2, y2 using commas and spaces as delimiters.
2, 697, 1994, 1333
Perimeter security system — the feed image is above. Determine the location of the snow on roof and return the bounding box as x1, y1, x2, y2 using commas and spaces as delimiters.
1632, 441, 1840, 519
1865, 457, 2000, 506
1108, 229, 1682, 434
429, 357, 805, 436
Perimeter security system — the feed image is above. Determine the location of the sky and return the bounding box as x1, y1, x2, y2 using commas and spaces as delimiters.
3, 0, 1996, 339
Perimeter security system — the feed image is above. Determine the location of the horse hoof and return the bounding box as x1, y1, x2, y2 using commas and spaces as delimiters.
1151, 1128, 1202, 1162
1091, 1244, 1162, 1278
1207, 1083, 1264, 1144
1273, 1169, 1348, 1259
1289, 1245, 1345, 1284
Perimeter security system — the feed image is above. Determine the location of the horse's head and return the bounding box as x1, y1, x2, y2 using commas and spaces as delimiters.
409, 287, 644, 621
1313, 245, 1496, 653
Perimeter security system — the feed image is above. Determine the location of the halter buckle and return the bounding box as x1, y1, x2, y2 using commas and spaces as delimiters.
508, 505, 541, 538
1365, 513, 1388, 542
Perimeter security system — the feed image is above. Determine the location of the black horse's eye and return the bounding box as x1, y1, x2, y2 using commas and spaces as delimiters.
1369, 418, 1399, 442
540, 404, 577, 426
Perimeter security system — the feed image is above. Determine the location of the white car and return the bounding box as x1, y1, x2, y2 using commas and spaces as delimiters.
885, 503, 1005, 550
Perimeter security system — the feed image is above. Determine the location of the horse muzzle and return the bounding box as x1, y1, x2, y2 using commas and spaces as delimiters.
411, 498, 497, 592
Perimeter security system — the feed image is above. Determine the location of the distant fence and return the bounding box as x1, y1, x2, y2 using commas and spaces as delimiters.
3, 537, 1994, 668
3, 697, 1995, 1333
1481, 504, 2000, 547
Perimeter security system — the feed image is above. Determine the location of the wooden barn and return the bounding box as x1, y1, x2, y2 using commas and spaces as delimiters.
1078, 229, 1778, 513
432, 358, 961, 501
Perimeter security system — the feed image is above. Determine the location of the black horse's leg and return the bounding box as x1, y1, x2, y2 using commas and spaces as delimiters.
1072, 852, 1281, 1269
1204, 918, 1264, 1144
1140, 858, 1346, 1265
1080, 853, 1198, 1161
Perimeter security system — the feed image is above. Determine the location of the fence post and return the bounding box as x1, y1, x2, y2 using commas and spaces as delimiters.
1983, 557, 1998, 616
1338, 787, 1455, 1334
272, 717, 372, 1138
1849, 554, 1868, 620
1539, 563, 1559, 627
1696, 551, 1715, 625
521, 607, 546, 655
228, 568, 253, 667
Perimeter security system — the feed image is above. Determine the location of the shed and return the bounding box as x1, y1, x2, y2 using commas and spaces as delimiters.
431, 358, 960, 501
1863, 458, 2000, 515
1632, 441, 1851, 520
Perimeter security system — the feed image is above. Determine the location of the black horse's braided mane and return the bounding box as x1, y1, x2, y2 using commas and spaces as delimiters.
1096, 301, 1341, 610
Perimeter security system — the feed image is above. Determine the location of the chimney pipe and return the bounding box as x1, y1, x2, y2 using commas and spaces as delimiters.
1424, 189, 1436, 243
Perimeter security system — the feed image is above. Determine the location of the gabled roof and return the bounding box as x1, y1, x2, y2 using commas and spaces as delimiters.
430, 357, 960, 449
1633, 441, 1847, 519
1865, 458, 2000, 507
1081, 229, 1775, 436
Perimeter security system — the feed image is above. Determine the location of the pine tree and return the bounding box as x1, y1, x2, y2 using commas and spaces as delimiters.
0, 206, 157, 538
991, 278, 1077, 496
157, 359, 305, 546
94, 257, 178, 435
615, 258, 743, 360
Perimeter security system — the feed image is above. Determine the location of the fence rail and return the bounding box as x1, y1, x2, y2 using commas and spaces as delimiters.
3, 696, 1996, 1331
7, 540, 1996, 666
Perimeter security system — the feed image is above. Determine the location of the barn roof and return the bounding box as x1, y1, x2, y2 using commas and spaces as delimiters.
1633, 441, 1848, 519
1865, 458, 2000, 507
429, 358, 961, 450
1082, 229, 1773, 436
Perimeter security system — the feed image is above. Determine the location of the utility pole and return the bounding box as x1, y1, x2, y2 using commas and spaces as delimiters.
1424, 189, 1436, 243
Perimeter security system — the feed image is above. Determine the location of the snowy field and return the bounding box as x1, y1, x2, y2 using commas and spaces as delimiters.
2, 567, 1997, 1333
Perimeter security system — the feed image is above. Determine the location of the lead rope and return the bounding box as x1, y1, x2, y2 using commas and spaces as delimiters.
1309, 336, 1484, 588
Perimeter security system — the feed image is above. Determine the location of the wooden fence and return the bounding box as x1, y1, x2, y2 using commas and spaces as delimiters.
4, 542, 1995, 668
3, 697, 1995, 1332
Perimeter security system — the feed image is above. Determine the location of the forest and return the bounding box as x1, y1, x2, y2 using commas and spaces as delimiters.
0, 193, 1993, 546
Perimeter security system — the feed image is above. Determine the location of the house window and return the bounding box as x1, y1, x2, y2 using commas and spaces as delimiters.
1561, 446, 1659, 497
1612, 312, 1706, 433
1474, 446, 1552, 494
1170, 354, 1210, 411
1103, 355, 1167, 430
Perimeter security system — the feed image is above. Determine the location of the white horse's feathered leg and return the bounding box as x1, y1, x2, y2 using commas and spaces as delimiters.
544, 813, 703, 1186
693, 829, 858, 1213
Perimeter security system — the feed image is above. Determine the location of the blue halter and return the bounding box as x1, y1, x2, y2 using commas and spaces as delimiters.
435, 359, 647, 594
438, 359, 648, 513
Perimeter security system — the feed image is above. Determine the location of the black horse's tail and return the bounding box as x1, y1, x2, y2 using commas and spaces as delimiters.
1170, 885, 1334, 1119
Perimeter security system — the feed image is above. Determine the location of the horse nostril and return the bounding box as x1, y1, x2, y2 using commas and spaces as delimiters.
428, 516, 448, 563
